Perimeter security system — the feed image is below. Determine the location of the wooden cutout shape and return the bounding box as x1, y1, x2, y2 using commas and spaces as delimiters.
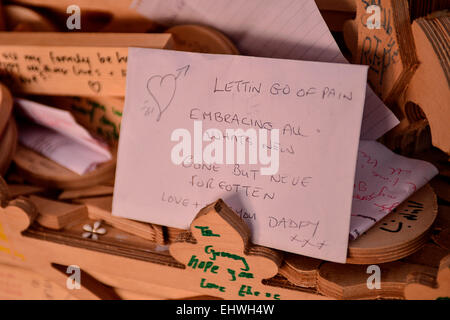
431, 176, 450, 203
0, 263, 76, 299
315, 0, 356, 13
86, 270, 202, 300
4, 4, 57, 31
384, 14, 450, 155
0, 117, 18, 176
318, 260, 436, 299
405, 254, 450, 300
113, 288, 163, 300
348, 0, 419, 105
0, 83, 18, 176
0, 83, 13, 137
30, 195, 87, 230
320, 10, 356, 32
399, 15, 450, 154
347, 184, 438, 264
0, 196, 39, 263
381, 116, 431, 156
170, 199, 288, 300
279, 253, 322, 288
10, 0, 159, 33
1, 191, 325, 299
166, 24, 239, 54
343, 19, 358, 61
3, 176, 442, 300
432, 228, 450, 251
8, 184, 45, 198
59, 185, 114, 200
279, 188, 442, 291
434, 205, 450, 232
402, 242, 449, 268
0, 32, 173, 96
75, 196, 164, 244
4, 171, 25, 185
166, 226, 188, 243
0, 195, 157, 300
0, 0, 5, 31
13, 145, 116, 190
0, 175, 10, 207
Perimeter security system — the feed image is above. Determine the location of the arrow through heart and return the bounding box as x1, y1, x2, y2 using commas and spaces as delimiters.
146, 73, 177, 122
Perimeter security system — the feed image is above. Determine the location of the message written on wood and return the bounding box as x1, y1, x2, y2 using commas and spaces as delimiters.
356, 0, 418, 102
170, 200, 284, 300
0, 32, 173, 96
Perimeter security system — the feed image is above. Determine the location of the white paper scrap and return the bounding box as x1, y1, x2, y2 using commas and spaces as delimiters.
16, 98, 111, 175
350, 140, 438, 239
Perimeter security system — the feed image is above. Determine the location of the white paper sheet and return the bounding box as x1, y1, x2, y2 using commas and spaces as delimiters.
131, 0, 399, 140
16, 98, 111, 175
350, 141, 438, 239
113, 48, 369, 263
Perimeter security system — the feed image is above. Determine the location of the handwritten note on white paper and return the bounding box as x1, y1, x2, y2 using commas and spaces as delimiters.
350, 141, 438, 239
131, 0, 399, 140
113, 48, 369, 263
16, 98, 111, 175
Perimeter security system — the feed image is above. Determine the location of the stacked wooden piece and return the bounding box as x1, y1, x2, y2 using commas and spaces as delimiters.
0, 84, 17, 176
408, 0, 449, 21
342, 0, 450, 156
0, 180, 449, 300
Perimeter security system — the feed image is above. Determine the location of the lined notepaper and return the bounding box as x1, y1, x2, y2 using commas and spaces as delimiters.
131, 0, 399, 139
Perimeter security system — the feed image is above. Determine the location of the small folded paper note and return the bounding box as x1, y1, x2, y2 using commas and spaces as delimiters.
16, 98, 111, 175
350, 140, 438, 240
113, 48, 369, 263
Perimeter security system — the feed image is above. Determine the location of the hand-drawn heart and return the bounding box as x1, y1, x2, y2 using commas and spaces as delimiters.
146, 74, 177, 121
88, 81, 101, 93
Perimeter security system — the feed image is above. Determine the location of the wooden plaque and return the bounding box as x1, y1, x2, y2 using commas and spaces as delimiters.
347, 184, 438, 264
352, 0, 419, 103
0, 32, 173, 96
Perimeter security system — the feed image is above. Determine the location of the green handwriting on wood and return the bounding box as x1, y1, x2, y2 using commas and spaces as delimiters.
187, 244, 281, 299
205, 245, 249, 271
186, 221, 280, 299
226, 268, 254, 281
69, 97, 122, 141
188, 255, 220, 273
197, 277, 281, 299
238, 285, 280, 299
195, 225, 220, 237
200, 278, 226, 292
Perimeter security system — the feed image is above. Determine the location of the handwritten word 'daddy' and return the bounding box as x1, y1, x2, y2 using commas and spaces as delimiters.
171, 120, 280, 175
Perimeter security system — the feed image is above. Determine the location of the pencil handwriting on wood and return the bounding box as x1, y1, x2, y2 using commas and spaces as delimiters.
88, 80, 101, 93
